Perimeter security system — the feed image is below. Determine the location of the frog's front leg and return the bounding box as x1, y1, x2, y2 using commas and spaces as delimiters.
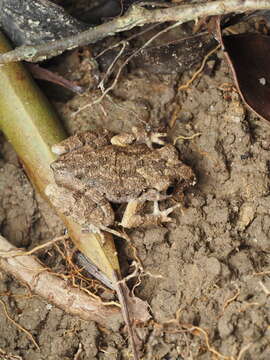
51, 129, 112, 155
120, 199, 180, 229
131, 125, 167, 148
110, 125, 167, 148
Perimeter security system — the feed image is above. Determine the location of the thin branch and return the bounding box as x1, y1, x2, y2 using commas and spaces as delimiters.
0, 234, 121, 329
0, 0, 269, 63
74, 20, 183, 115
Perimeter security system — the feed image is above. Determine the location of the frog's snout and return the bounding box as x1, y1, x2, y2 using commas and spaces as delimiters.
50, 160, 58, 171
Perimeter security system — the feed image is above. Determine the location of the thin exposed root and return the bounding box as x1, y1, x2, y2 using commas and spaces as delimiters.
98, 42, 128, 92
236, 343, 253, 360
188, 326, 231, 360
0, 299, 39, 350
178, 44, 220, 91
238, 302, 261, 313
0, 234, 69, 258
259, 281, 270, 295
174, 132, 202, 145
73, 343, 83, 360
73, 20, 186, 116
117, 261, 141, 286
0, 348, 23, 360
253, 270, 270, 276
221, 287, 240, 314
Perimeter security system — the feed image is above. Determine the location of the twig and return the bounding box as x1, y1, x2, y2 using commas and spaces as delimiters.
0, 234, 121, 329
74, 20, 185, 115
27, 64, 84, 94
0, 0, 269, 63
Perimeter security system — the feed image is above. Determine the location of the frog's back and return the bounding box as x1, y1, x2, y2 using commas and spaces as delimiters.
62, 143, 150, 202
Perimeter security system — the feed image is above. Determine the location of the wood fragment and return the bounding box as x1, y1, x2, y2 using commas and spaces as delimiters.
0, 235, 121, 330
0, 0, 269, 63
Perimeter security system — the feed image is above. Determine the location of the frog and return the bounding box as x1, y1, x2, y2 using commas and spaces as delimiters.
45, 127, 196, 231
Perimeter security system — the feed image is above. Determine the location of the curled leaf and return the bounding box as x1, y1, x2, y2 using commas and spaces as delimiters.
223, 33, 270, 122
215, 15, 270, 122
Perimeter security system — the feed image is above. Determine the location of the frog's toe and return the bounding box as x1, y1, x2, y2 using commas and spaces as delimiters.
153, 201, 180, 223
150, 132, 167, 145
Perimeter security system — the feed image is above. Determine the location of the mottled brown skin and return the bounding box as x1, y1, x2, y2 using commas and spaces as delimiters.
46, 129, 195, 229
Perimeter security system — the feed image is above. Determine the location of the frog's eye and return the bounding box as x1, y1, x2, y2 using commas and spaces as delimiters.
166, 186, 175, 195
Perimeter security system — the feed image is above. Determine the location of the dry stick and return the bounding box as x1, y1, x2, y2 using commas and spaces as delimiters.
0, 235, 121, 330
0, 0, 269, 64
94, 23, 160, 59
74, 19, 185, 115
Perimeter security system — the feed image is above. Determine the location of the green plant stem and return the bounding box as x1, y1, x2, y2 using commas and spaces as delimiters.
0, 31, 119, 281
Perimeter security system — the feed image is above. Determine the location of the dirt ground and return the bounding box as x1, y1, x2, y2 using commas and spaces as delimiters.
1, 17, 270, 360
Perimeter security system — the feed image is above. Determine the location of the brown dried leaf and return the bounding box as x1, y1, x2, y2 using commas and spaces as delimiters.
223, 33, 270, 122
125, 289, 151, 323
114, 273, 151, 360
215, 15, 270, 122
27, 64, 84, 94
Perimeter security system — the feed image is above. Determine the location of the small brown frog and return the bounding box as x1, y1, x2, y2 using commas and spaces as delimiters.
46, 127, 196, 230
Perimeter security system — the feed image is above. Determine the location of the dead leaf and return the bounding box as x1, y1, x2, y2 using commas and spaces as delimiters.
223, 33, 270, 122
215, 15, 270, 122
124, 284, 151, 323
114, 272, 151, 360
27, 64, 84, 94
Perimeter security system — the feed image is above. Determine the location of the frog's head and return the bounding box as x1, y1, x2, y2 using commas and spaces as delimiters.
157, 144, 196, 189
50, 156, 78, 189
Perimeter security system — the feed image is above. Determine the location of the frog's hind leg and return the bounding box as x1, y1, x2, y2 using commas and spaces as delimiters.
51, 129, 112, 155
82, 189, 115, 228
120, 199, 180, 229
45, 184, 114, 228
